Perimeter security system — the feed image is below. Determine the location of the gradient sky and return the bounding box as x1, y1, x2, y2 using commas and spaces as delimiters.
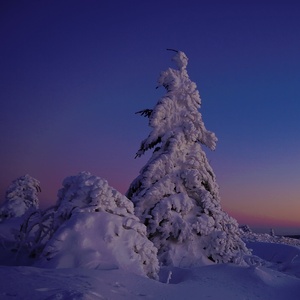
1, 0, 300, 234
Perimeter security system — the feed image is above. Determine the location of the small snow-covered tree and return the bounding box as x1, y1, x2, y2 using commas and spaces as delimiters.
0, 174, 40, 221
127, 50, 250, 266
20, 171, 159, 279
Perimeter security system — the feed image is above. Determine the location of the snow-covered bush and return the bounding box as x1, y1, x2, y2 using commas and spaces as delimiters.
17, 206, 56, 259
0, 175, 40, 222
241, 226, 300, 247
127, 50, 250, 266
240, 225, 252, 233
38, 211, 159, 279
20, 172, 159, 279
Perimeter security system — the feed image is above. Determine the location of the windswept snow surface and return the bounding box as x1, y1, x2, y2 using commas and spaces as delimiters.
1, 219, 300, 299
0, 262, 300, 299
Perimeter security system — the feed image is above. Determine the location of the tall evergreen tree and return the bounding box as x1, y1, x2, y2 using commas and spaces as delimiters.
127, 50, 250, 266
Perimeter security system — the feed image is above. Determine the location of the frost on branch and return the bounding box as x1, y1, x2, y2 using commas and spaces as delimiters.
20, 171, 159, 279
0, 174, 40, 222
127, 51, 250, 266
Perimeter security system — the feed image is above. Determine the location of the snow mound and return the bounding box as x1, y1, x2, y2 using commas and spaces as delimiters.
37, 211, 159, 279
17, 172, 159, 279
246, 241, 300, 278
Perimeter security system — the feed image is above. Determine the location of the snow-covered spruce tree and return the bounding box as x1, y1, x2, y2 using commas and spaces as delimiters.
0, 174, 41, 221
127, 50, 250, 267
22, 171, 159, 279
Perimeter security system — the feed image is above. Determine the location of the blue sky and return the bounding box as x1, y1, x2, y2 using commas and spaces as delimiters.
1, 0, 300, 233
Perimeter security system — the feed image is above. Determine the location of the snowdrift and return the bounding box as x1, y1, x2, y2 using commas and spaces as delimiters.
36, 211, 159, 279
1, 216, 300, 299
0, 255, 300, 300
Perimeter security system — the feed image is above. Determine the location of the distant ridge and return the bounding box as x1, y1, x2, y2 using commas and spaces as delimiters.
282, 235, 300, 240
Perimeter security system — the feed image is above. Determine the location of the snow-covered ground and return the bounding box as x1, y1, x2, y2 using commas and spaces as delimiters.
1, 261, 300, 300
1, 219, 300, 300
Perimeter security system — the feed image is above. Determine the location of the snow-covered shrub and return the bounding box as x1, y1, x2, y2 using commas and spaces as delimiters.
241, 227, 300, 247
21, 172, 159, 279
16, 206, 56, 259
240, 225, 252, 233
39, 211, 159, 279
54, 171, 138, 227
0, 175, 40, 222
127, 50, 250, 267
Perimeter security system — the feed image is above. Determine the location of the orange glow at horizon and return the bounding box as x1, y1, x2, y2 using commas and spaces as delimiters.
226, 207, 300, 228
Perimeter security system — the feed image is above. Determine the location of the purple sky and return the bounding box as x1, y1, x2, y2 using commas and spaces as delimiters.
1, 1, 300, 234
